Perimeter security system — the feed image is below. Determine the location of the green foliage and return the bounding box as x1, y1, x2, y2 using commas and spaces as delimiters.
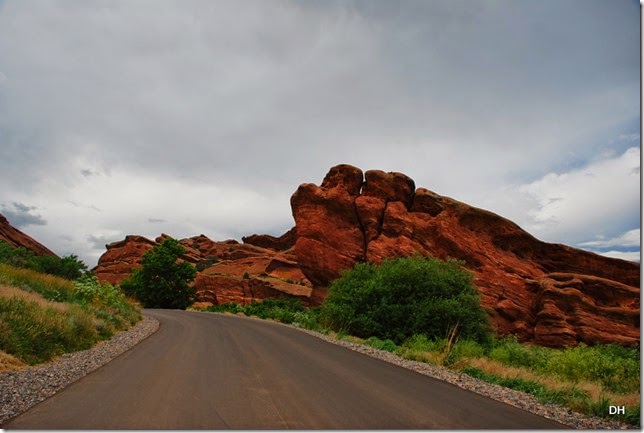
121, 238, 196, 309
401, 333, 444, 353
0, 240, 87, 280
195, 255, 219, 272
74, 274, 141, 334
365, 336, 398, 352
462, 366, 639, 425
320, 256, 492, 344
0, 263, 77, 302
204, 298, 326, 328
543, 343, 640, 394
486, 337, 640, 394
451, 339, 487, 359
0, 297, 97, 364
488, 335, 550, 369
0, 263, 141, 364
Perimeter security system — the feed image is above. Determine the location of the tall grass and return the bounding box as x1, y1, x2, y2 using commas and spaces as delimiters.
0, 264, 141, 367
0, 263, 76, 302
0, 297, 97, 364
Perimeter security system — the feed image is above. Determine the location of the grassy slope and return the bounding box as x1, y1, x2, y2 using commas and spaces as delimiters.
0, 264, 141, 370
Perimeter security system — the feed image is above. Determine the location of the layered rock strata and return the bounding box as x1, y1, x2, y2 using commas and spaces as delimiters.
290, 164, 640, 347
92, 164, 639, 347
94, 232, 312, 308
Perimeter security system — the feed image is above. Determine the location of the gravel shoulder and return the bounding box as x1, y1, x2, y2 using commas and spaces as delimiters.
0, 315, 159, 425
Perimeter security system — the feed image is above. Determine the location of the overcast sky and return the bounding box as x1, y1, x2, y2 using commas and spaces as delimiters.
0, 0, 640, 267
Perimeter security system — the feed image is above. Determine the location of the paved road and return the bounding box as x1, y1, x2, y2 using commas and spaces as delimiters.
4, 310, 566, 429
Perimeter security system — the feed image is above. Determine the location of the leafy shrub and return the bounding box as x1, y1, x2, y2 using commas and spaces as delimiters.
74, 274, 140, 335
292, 307, 325, 332
196, 255, 219, 272
121, 238, 196, 309
0, 240, 87, 280
244, 298, 304, 323
206, 298, 318, 327
320, 256, 492, 344
365, 336, 398, 352
402, 334, 444, 353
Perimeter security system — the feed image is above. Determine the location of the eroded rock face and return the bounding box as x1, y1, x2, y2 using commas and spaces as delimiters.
290, 164, 640, 347
0, 213, 58, 257
93, 235, 157, 285
93, 233, 313, 307
93, 164, 639, 347
242, 227, 296, 251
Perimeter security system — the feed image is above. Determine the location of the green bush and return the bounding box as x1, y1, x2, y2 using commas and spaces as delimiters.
205, 298, 318, 327
320, 256, 492, 344
121, 238, 196, 309
365, 336, 399, 352
244, 298, 304, 323
0, 240, 88, 280
74, 274, 140, 336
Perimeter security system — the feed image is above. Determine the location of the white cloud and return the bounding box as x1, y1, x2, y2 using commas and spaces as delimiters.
517, 147, 640, 248
578, 229, 640, 249
595, 251, 640, 262
0, 0, 639, 267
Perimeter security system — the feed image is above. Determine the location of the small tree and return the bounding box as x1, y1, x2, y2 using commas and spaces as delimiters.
321, 255, 492, 344
121, 238, 196, 309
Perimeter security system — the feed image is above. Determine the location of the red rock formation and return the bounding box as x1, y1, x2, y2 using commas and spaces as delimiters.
93, 164, 639, 347
93, 233, 313, 307
93, 235, 157, 285
242, 228, 296, 251
291, 164, 640, 347
0, 213, 58, 257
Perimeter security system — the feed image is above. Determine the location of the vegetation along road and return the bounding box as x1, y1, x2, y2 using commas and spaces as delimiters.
4, 310, 566, 429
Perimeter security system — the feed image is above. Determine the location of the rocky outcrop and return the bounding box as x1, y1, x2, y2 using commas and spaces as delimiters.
94, 233, 313, 307
0, 213, 58, 257
93, 164, 639, 347
290, 164, 640, 347
242, 228, 296, 251
93, 235, 157, 285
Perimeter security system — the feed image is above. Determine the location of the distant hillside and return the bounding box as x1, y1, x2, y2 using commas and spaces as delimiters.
0, 213, 57, 257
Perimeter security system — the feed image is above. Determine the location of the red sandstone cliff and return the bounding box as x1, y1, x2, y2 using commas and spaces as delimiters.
93, 232, 312, 308
290, 164, 640, 347
0, 213, 58, 257
93, 164, 640, 347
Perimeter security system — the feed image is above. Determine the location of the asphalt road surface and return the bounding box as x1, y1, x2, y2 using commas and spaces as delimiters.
4, 309, 567, 429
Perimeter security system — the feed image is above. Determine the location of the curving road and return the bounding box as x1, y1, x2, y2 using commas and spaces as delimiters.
3, 310, 566, 429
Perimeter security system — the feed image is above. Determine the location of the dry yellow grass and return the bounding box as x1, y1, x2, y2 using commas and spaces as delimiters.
0, 285, 67, 311
465, 357, 640, 407
0, 350, 26, 372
